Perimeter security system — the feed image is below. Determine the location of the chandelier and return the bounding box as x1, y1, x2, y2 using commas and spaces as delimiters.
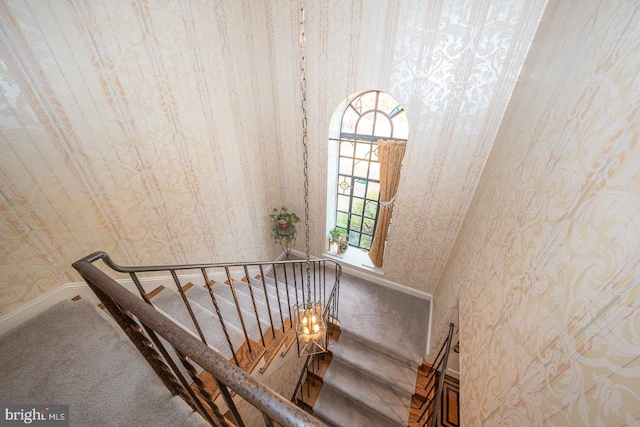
294, 0, 327, 357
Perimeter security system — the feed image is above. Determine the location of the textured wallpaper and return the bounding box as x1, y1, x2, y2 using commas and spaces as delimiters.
0, 0, 546, 315
434, 0, 640, 424
0, 0, 298, 313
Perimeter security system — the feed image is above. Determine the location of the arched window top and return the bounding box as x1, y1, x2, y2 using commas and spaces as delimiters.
340, 90, 408, 141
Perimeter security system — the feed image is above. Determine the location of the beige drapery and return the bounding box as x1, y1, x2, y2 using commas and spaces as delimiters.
368, 139, 407, 267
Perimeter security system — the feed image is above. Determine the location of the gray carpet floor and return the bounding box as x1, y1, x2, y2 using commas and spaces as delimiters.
0, 299, 209, 427
313, 271, 430, 426
337, 273, 429, 359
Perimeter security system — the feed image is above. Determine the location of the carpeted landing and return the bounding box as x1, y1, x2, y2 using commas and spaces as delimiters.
0, 299, 209, 427
313, 272, 430, 426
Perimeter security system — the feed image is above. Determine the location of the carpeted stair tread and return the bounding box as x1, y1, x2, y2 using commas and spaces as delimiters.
246, 276, 304, 307
185, 284, 270, 343
229, 280, 277, 327
313, 385, 402, 427
340, 327, 423, 370
152, 289, 244, 359
320, 358, 411, 426
331, 333, 418, 396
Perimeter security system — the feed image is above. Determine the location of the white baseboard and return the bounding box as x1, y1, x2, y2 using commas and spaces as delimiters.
0, 283, 90, 336
0, 259, 283, 337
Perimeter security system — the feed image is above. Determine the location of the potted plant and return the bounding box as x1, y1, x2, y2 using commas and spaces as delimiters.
270, 207, 300, 243
329, 227, 349, 253
271, 207, 300, 231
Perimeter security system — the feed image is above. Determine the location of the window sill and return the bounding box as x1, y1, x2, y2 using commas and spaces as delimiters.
322, 246, 384, 276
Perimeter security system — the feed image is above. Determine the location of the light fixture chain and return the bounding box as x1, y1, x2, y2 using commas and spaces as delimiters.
299, 0, 312, 306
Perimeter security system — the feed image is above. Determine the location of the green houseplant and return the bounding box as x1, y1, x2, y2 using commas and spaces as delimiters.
270, 207, 300, 243
329, 226, 349, 253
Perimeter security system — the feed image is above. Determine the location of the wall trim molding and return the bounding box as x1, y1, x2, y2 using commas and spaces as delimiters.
0, 253, 289, 336
0, 283, 88, 336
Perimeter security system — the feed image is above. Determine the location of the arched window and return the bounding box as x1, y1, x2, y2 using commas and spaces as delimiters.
327, 90, 408, 256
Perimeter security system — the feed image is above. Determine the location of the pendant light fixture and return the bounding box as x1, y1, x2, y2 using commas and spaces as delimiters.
294, 0, 327, 357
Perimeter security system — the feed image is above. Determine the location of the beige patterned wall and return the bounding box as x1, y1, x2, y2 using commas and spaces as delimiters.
0, 0, 299, 314
0, 0, 546, 315
433, 0, 640, 424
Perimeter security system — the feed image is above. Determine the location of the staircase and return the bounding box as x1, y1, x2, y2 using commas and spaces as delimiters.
72, 251, 337, 426
316, 330, 422, 426
3, 252, 450, 426
292, 277, 455, 427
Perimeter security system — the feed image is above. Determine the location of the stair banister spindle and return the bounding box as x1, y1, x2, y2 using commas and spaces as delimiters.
201, 268, 240, 366
291, 261, 300, 308
418, 323, 455, 426
224, 266, 252, 354
243, 265, 266, 347
281, 264, 294, 330
129, 272, 152, 304
139, 323, 213, 419
258, 265, 277, 340
428, 323, 455, 427
170, 270, 208, 344
214, 378, 244, 427
271, 264, 286, 331
176, 349, 230, 427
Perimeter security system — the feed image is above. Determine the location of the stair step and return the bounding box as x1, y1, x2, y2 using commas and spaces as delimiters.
331, 332, 418, 396
185, 284, 270, 343
229, 280, 291, 331
319, 358, 412, 426
307, 352, 333, 381
298, 375, 323, 410
340, 327, 422, 369
314, 385, 403, 427
151, 289, 245, 360
246, 275, 304, 308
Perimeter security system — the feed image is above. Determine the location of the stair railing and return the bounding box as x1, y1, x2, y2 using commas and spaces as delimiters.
73, 252, 329, 427
291, 354, 313, 404
85, 251, 341, 370
418, 322, 455, 427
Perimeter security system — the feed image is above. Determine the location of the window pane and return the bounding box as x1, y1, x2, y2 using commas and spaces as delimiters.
363, 217, 375, 234
336, 212, 349, 228
351, 198, 364, 215
354, 143, 371, 159
340, 140, 354, 156
341, 107, 359, 133
373, 114, 391, 138
353, 179, 366, 198
359, 91, 377, 112
337, 194, 350, 211
364, 201, 378, 219
366, 182, 380, 200
361, 234, 372, 250
337, 176, 351, 194
339, 157, 353, 175
351, 215, 362, 232
369, 161, 380, 181
349, 231, 361, 246
353, 160, 369, 179
356, 112, 374, 136
377, 92, 397, 113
